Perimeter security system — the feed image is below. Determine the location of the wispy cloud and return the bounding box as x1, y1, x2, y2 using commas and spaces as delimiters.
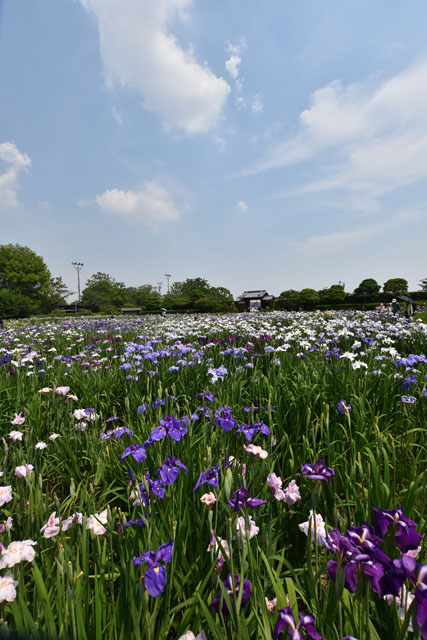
0, 141, 31, 212
80, 0, 230, 135
95, 179, 183, 228
296, 210, 421, 258
237, 200, 248, 212
248, 60, 427, 202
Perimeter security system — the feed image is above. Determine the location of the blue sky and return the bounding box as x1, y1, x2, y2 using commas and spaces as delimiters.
1, 0, 427, 298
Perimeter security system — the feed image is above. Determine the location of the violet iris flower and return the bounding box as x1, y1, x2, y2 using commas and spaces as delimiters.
194, 465, 220, 493
211, 573, 252, 616
121, 443, 146, 463
301, 459, 335, 482
275, 608, 322, 640
236, 421, 269, 442
133, 540, 174, 597
149, 415, 188, 443
214, 407, 238, 432
156, 457, 188, 486
228, 487, 267, 513
337, 398, 351, 415
195, 392, 217, 402
373, 507, 422, 553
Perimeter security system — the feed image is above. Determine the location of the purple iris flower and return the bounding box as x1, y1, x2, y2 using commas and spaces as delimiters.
211, 573, 252, 616
401, 395, 417, 404
195, 392, 217, 402
373, 507, 422, 553
275, 608, 322, 640
133, 540, 174, 597
228, 487, 267, 513
301, 459, 335, 482
235, 423, 258, 442
337, 398, 351, 415
194, 465, 220, 492
143, 471, 165, 500
156, 456, 188, 486
121, 443, 146, 463
215, 407, 238, 432
125, 518, 146, 528
149, 415, 188, 442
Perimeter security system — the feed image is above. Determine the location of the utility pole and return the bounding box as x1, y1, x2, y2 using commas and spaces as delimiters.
72, 262, 84, 312
157, 282, 163, 295
165, 273, 171, 294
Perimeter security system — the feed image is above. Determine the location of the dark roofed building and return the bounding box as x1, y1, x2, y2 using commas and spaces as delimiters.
236, 290, 274, 312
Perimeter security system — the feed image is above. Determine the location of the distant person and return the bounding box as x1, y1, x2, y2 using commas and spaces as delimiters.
385, 303, 392, 314
391, 299, 400, 315
375, 304, 381, 313
404, 301, 417, 320
379, 303, 385, 313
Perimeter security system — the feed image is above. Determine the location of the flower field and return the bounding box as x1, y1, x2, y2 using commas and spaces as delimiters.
0, 311, 426, 640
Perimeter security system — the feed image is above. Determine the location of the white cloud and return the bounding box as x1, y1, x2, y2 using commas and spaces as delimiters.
237, 200, 248, 212
80, 0, 230, 135
95, 179, 182, 228
250, 60, 427, 200
225, 54, 241, 80
297, 211, 418, 258
251, 93, 263, 113
112, 106, 123, 124
0, 141, 31, 211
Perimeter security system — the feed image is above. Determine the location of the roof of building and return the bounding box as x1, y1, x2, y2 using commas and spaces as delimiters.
238, 290, 270, 300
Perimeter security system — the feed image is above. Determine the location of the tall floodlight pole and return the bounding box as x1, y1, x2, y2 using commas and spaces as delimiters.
165, 274, 171, 293
72, 262, 84, 311
157, 282, 163, 295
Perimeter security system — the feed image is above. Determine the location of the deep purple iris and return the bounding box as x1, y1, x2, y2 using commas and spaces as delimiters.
133, 540, 174, 597
301, 459, 335, 482
337, 398, 351, 415
211, 573, 252, 616
194, 464, 220, 492
236, 421, 270, 442
148, 415, 188, 443
195, 392, 217, 402
373, 507, 422, 553
156, 456, 188, 486
121, 443, 147, 463
275, 607, 322, 640
214, 407, 238, 432
228, 487, 267, 513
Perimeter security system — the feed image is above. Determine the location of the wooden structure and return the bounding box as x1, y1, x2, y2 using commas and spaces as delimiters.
236, 290, 274, 312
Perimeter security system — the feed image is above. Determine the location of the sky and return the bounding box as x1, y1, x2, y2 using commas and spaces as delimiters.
1, 0, 427, 299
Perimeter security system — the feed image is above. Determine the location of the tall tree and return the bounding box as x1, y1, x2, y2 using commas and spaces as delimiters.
383, 278, 408, 296
298, 289, 319, 305
81, 272, 126, 312
418, 277, 427, 292
321, 284, 346, 302
354, 278, 380, 296
0, 244, 52, 316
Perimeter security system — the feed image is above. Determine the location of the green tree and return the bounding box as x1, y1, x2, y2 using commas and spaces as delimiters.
279, 289, 299, 301
298, 288, 319, 305
383, 278, 408, 296
418, 277, 427, 292
125, 285, 161, 311
354, 278, 381, 296
321, 284, 346, 303
81, 272, 126, 312
0, 244, 53, 316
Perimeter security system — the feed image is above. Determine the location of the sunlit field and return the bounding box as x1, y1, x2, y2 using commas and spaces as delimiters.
0, 311, 426, 640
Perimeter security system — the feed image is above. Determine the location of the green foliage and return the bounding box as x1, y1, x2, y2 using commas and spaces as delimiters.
320, 284, 346, 302
81, 272, 127, 312
0, 244, 58, 317
354, 278, 381, 296
165, 278, 233, 312
297, 288, 319, 305
383, 278, 408, 295
418, 277, 427, 292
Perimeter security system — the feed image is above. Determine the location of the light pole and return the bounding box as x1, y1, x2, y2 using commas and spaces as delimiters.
72, 262, 84, 311
165, 273, 171, 294
157, 282, 163, 295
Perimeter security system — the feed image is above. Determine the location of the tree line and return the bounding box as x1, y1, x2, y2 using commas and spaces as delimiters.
1, 244, 426, 318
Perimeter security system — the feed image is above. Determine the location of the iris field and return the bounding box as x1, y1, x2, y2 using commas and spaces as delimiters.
0, 311, 426, 639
